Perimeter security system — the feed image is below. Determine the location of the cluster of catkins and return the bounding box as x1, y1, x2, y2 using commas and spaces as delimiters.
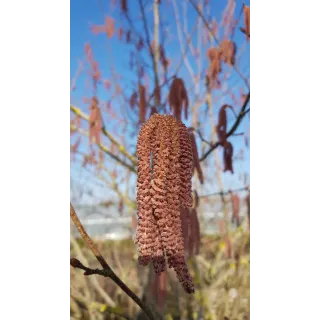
135, 114, 195, 293
206, 40, 237, 88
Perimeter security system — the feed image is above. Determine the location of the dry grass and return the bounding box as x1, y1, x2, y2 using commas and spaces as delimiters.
70, 229, 250, 320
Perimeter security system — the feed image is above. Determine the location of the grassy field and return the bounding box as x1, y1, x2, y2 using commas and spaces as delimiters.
70, 228, 250, 320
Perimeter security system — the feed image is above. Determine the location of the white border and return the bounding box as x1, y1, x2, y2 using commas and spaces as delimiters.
0, 0, 70, 318
251, 0, 320, 319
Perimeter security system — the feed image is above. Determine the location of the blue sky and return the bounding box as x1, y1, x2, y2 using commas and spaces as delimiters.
70, 0, 250, 205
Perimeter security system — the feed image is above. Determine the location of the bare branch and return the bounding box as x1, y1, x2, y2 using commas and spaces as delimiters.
70, 124, 136, 173
71, 104, 137, 165
70, 203, 156, 320
189, 0, 250, 90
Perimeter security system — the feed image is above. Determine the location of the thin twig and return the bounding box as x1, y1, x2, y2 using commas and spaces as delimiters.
199, 186, 249, 198
70, 203, 156, 320
70, 104, 137, 165
70, 123, 137, 173
70, 233, 116, 306
188, 0, 250, 90
200, 92, 250, 162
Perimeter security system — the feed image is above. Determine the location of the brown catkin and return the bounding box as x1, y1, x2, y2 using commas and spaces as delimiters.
223, 141, 234, 174
188, 208, 200, 256
129, 92, 137, 109
244, 6, 250, 40
136, 119, 157, 266
136, 114, 195, 293
188, 130, 204, 184
231, 193, 240, 227
121, 0, 128, 12
206, 47, 222, 88
138, 85, 147, 123
105, 16, 115, 38
246, 191, 250, 229
151, 271, 167, 310
159, 45, 169, 74
220, 40, 237, 66
89, 97, 102, 145
168, 78, 189, 121
193, 190, 199, 209
217, 104, 230, 146
180, 207, 190, 254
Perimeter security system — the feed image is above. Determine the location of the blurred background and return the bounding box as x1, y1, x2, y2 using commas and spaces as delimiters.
70, 0, 250, 319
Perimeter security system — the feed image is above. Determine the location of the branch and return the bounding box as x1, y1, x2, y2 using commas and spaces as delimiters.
70, 233, 116, 306
200, 92, 250, 162
199, 186, 249, 198
70, 123, 136, 173
70, 105, 137, 166
188, 0, 250, 90
70, 203, 155, 320
172, 0, 195, 84
98, 168, 136, 210
138, 0, 161, 109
